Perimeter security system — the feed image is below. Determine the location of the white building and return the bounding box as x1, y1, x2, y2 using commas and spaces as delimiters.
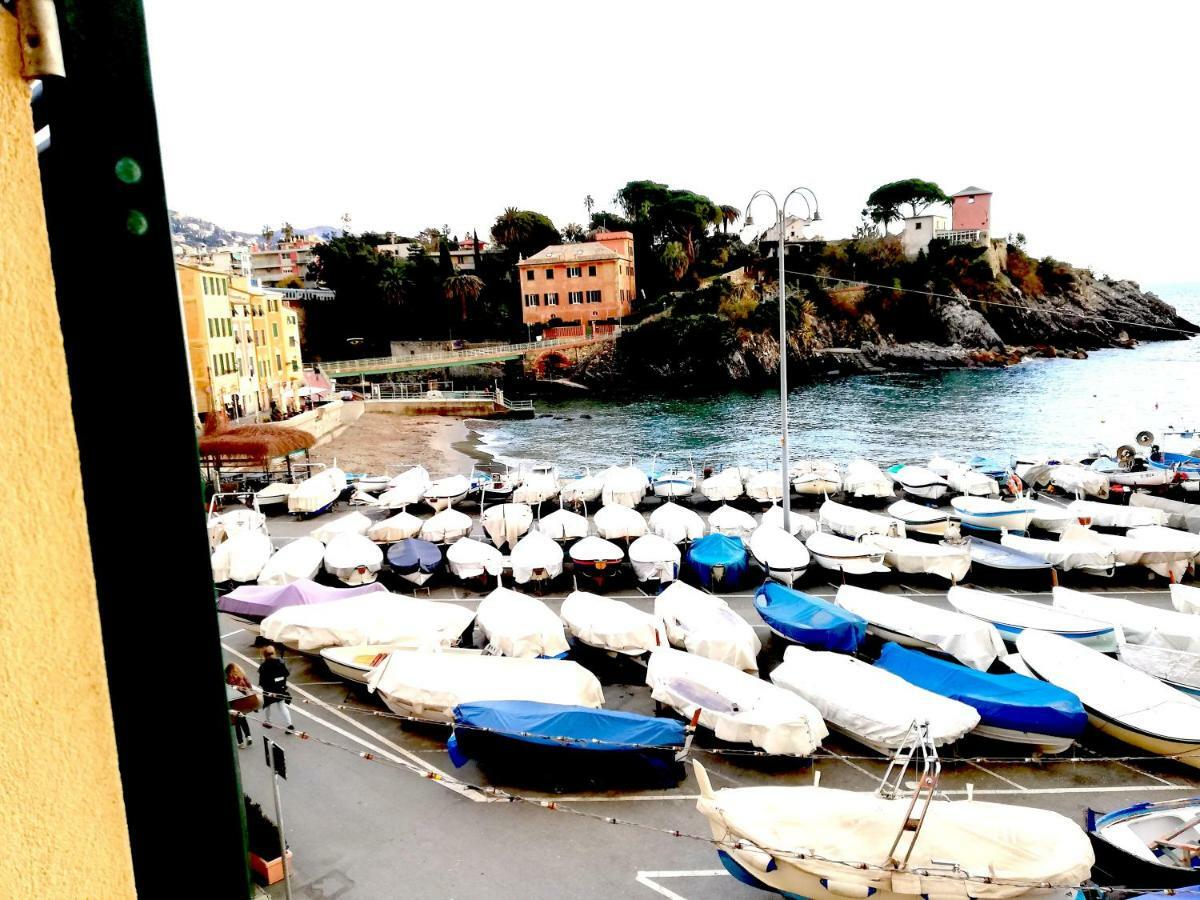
759, 214, 816, 243
901, 214, 950, 258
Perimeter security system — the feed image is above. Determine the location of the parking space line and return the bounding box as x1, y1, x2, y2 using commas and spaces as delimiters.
942, 783, 1195, 796
1110, 758, 1177, 787
220, 629, 244, 639
549, 794, 701, 803
963, 759, 1026, 790
636, 869, 725, 900
822, 748, 881, 781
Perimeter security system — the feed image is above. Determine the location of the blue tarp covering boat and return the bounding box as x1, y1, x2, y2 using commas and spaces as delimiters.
448, 700, 686, 786
386, 538, 443, 581
969, 454, 1016, 479
753, 582, 866, 652
875, 642, 1086, 739
685, 533, 749, 590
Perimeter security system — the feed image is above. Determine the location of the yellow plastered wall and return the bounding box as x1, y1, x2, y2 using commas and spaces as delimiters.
0, 15, 137, 898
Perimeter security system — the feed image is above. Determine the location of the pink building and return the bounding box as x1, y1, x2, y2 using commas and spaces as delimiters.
950, 186, 992, 235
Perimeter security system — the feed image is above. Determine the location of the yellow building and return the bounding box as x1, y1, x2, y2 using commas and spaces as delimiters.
254, 283, 305, 414
177, 262, 242, 417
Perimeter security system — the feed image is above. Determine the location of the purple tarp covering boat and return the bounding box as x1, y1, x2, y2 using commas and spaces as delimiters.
217, 578, 388, 621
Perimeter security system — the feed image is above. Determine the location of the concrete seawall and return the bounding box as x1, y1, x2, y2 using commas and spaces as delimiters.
366, 398, 533, 419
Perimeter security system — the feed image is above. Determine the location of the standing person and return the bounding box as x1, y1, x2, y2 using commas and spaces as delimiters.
225, 663, 255, 748
259, 645, 295, 732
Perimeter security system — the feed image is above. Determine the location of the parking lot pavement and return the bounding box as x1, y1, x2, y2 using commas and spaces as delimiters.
220, 499, 1200, 899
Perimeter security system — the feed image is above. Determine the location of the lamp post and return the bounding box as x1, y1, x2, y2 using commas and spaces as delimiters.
743, 187, 821, 533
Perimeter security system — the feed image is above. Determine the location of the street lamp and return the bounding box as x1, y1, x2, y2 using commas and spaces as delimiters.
742, 187, 821, 533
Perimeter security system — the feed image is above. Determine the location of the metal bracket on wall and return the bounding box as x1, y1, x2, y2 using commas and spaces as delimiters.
14, 0, 65, 79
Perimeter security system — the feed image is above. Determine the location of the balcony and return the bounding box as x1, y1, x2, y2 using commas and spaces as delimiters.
934, 228, 986, 246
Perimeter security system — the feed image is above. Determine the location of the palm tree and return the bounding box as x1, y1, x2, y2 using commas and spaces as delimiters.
443, 274, 484, 321
719, 205, 741, 234
492, 207, 524, 249
281, 222, 296, 243
260, 225, 274, 247
561, 223, 586, 243
660, 241, 688, 282
584, 194, 594, 218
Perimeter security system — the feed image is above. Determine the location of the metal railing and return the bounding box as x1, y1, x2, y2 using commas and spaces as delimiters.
934, 228, 986, 246
369, 384, 534, 411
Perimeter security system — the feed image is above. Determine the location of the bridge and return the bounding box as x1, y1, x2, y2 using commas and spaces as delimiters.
313, 327, 623, 378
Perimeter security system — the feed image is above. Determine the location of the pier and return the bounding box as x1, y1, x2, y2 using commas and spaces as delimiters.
364, 383, 535, 418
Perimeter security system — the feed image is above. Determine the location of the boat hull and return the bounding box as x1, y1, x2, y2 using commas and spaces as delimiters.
972, 723, 1075, 755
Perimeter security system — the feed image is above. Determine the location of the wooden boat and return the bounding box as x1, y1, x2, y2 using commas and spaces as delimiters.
508, 532, 565, 586
951, 496, 1036, 534
320, 644, 479, 684
887, 499, 949, 538
946, 585, 1117, 651
568, 536, 625, 592
445, 537, 503, 584
598, 464, 648, 508
753, 582, 866, 652
1088, 798, 1200, 888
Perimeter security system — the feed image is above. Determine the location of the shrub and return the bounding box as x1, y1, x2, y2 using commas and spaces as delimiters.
244, 795, 283, 860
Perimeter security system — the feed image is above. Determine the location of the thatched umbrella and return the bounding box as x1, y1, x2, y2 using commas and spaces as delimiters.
199, 409, 316, 487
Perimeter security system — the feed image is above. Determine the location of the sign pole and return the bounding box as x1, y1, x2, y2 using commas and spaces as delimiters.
264, 738, 293, 900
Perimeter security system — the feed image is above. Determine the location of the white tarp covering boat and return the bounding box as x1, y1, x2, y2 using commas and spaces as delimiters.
512, 468, 559, 505
947, 585, 1117, 651
628, 533, 681, 582
648, 502, 706, 544
1002, 525, 1117, 574
320, 644, 480, 685
209, 508, 267, 547
367, 653, 603, 723
508, 532, 564, 584
481, 503, 534, 550
771, 646, 979, 751
1119, 640, 1200, 696
700, 467, 745, 502
423, 475, 471, 511
560, 590, 663, 655
654, 580, 761, 672
323, 533, 383, 585
1017, 628, 1200, 767
559, 473, 602, 505
445, 537, 503, 580
929, 456, 1001, 497
535, 508, 589, 542
254, 481, 296, 509
1028, 500, 1075, 533
211, 531, 273, 583
760, 504, 817, 538
860, 534, 971, 582
388, 465, 430, 491
1131, 493, 1200, 534
1172, 582, 1200, 615
646, 647, 826, 755
379, 466, 430, 509
748, 525, 811, 586
1048, 464, 1110, 499
474, 586, 569, 657
593, 503, 648, 541
805, 531, 889, 575
836, 584, 1004, 670
419, 508, 473, 544
789, 459, 842, 496
1066, 499, 1169, 529
1128, 525, 1200, 561
288, 467, 346, 514
309, 511, 371, 543
819, 497, 905, 539
257, 537, 324, 586
693, 761, 1095, 900
1092, 528, 1198, 581
261, 592, 474, 653
708, 504, 758, 539
599, 465, 649, 508
367, 511, 423, 543
886, 499, 949, 537
951, 496, 1035, 533
1053, 586, 1200, 652
652, 468, 696, 498
887, 465, 950, 501
568, 535, 623, 565
843, 458, 894, 499
745, 469, 786, 503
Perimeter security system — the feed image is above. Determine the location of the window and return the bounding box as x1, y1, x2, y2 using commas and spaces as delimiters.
967, 196, 975, 203
567, 266, 581, 278
226, 319, 232, 336
620, 289, 626, 302
211, 354, 218, 375
523, 293, 540, 307
545, 269, 554, 280
544, 292, 559, 306
289, 336, 296, 347
272, 323, 279, 338
568, 291, 583, 305
207, 318, 214, 337
588, 265, 596, 277
525, 270, 534, 281
586, 290, 601, 303
276, 354, 282, 371
914, 222, 922, 230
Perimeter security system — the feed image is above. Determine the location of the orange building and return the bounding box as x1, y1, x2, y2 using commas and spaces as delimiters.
516, 231, 636, 327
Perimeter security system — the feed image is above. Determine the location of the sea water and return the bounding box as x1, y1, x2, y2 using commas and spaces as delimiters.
476, 286, 1200, 473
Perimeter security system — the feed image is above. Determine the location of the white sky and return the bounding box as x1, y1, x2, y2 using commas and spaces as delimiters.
145, 0, 1199, 282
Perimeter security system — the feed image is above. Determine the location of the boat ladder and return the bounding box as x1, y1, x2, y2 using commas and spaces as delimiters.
879, 720, 941, 870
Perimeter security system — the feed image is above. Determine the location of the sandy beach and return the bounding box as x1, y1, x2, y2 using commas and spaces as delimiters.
309, 410, 485, 477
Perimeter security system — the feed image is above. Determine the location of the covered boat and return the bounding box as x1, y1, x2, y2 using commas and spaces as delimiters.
651, 466, 696, 499
260, 592, 474, 653
1028, 500, 1076, 533
760, 504, 817, 538
509, 532, 565, 586
323, 533, 384, 585
568, 536, 625, 591
419, 508, 473, 544
592, 503, 648, 541
512, 464, 559, 505
952, 496, 1036, 534
535, 508, 589, 542
861, 534, 971, 582
962, 536, 1054, 576
745, 469, 787, 503
646, 647, 826, 755
789, 459, 842, 496
1089, 457, 1175, 487
474, 586, 569, 658
876, 642, 1087, 753
699, 467, 744, 503
1172, 582, 1200, 614
560, 590, 663, 655
208, 507, 267, 547
1093, 526, 1200, 581
366, 653, 603, 723
748, 524, 811, 586
1045, 463, 1111, 499
685, 533, 749, 590
1001, 526, 1118, 575
309, 510, 371, 543
447, 700, 686, 785
385, 538, 443, 587
599, 464, 649, 508
929, 456, 1001, 497
423, 474, 471, 511
886, 464, 950, 500
320, 644, 479, 684
211, 531, 273, 583
1088, 798, 1200, 888
1119, 640, 1200, 698
947, 585, 1117, 651
287, 467, 346, 516
1018, 628, 1200, 767
628, 533, 681, 583
819, 497, 905, 540
218, 578, 386, 624
655, 580, 761, 672
707, 504, 758, 539
378, 466, 430, 510
1150, 450, 1200, 484
1131, 493, 1200, 534
1054, 586, 1200, 651
805, 531, 889, 575
887, 499, 949, 538
648, 501, 706, 544
836, 584, 1005, 670
558, 472, 602, 506
445, 537, 503, 583
367, 511, 423, 543
843, 458, 894, 499
772, 646, 979, 752
1066, 499, 1169, 530
693, 762, 1095, 900
254, 481, 295, 510
753, 582, 866, 652
257, 536, 325, 586
480, 502, 534, 550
